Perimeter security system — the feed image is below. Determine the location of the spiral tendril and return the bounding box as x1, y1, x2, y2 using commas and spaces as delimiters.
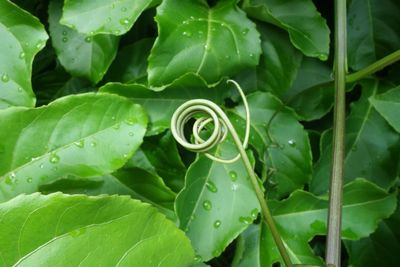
171, 79, 250, 163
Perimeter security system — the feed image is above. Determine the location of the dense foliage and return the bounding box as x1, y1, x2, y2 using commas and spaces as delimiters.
0, 0, 399, 266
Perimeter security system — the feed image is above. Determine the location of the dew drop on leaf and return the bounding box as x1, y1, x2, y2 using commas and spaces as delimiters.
114, 30, 121, 35
239, 216, 253, 225
113, 123, 120, 130
19, 52, 25, 59
125, 117, 136, 125
106, 17, 112, 22
90, 141, 97, 147
231, 183, 239, 191
62, 30, 67, 36
26, 177, 33, 183
318, 53, 328, 61
229, 171, 237, 181
1, 74, 9, 82
120, 18, 129, 25
242, 28, 249, 35
249, 53, 254, 58
128, 132, 134, 136
39, 163, 44, 169
206, 181, 218, 193
74, 140, 84, 148
49, 154, 60, 164
288, 139, 296, 147
213, 220, 221, 229
85, 36, 92, 43
62, 37, 68, 43
182, 31, 192, 37
194, 255, 202, 263
17, 87, 23, 92
251, 208, 259, 219
204, 44, 210, 51
202, 200, 212, 210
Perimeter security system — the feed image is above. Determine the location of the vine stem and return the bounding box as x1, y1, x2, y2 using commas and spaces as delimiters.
171, 80, 293, 267
326, 0, 347, 266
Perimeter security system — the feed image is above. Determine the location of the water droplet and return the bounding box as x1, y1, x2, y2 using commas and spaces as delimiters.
49, 154, 60, 164
90, 141, 97, 147
17, 87, 22, 92
183, 20, 189, 25
106, 17, 112, 22
1, 74, 9, 82
239, 216, 253, 224
229, 171, 237, 181
39, 163, 44, 169
123, 153, 128, 158
213, 220, 221, 228
204, 44, 210, 51
128, 132, 134, 136
89, 31, 94, 36
202, 200, 212, 210
212, 249, 222, 257
206, 181, 218, 193
121, 7, 127, 12
26, 177, 33, 183
318, 53, 328, 61
189, 16, 195, 20
194, 255, 202, 263
125, 117, 136, 125
5, 175, 13, 185
36, 42, 44, 49
242, 28, 249, 35
120, 18, 130, 25
114, 30, 121, 35
249, 53, 254, 58
231, 183, 239, 191
190, 214, 196, 220
85, 36, 92, 43
113, 123, 120, 130
251, 208, 259, 219
19, 52, 25, 59
74, 140, 84, 148
182, 31, 192, 37
62, 37, 68, 42
288, 139, 296, 147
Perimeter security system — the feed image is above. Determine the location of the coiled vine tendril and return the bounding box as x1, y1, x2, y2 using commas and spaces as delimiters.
171, 80, 294, 267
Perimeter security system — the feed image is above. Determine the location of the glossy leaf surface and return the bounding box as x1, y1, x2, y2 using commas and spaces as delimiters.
175, 140, 260, 261
0, 0, 48, 109
49, 0, 119, 83
0, 93, 147, 202
242, 0, 330, 59
61, 0, 153, 36
0, 193, 194, 266
148, 0, 261, 87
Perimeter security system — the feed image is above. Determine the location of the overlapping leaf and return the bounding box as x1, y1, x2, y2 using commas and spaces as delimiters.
311, 81, 400, 194
233, 179, 397, 266
148, 0, 261, 87
0, 0, 48, 109
175, 140, 260, 262
0, 193, 194, 266
230, 92, 312, 198
61, 0, 153, 36
0, 93, 147, 202
49, 0, 119, 83
242, 0, 330, 59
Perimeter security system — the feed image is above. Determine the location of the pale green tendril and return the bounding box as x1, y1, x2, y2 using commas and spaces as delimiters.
170, 80, 294, 267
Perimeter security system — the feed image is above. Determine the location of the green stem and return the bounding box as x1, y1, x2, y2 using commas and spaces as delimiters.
326, 0, 346, 266
346, 49, 400, 83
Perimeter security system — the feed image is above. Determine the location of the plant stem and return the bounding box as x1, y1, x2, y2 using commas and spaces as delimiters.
326, 0, 346, 266
346, 49, 400, 83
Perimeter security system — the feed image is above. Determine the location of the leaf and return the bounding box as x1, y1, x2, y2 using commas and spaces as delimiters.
230, 92, 313, 198
61, 0, 153, 36
347, 0, 400, 70
175, 140, 260, 262
104, 38, 154, 83
311, 80, 400, 194
345, 195, 400, 267
369, 85, 400, 133
247, 179, 396, 266
0, 0, 48, 109
99, 74, 228, 135
231, 224, 262, 267
0, 93, 147, 202
0, 193, 195, 266
256, 23, 302, 97
148, 0, 261, 87
242, 0, 330, 59
48, 0, 119, 83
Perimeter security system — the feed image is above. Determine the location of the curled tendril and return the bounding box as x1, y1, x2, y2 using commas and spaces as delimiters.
171, 79, 250, 163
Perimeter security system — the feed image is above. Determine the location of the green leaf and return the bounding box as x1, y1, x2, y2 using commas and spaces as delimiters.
256, 23, 302, 96
48, 0, 119, 83
242, 0, 330, 59
0, 0, 48, 109
231, 224, 262, 267
99, 74, 228, 135
0, 93, 147, 202
175, 140, 260, 262
104, 38, 154, 83
311, 80, 400, 194
347, 0, 400, 70
369, 85, 400, 133
0, 193, 195, 266
250, 179, 396, 266
345, 195, 400, 267
61, 0, 153, 36
148, 0, 261, 87
231, 92, 312, 198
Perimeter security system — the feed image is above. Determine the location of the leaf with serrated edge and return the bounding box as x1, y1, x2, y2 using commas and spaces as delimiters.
175, 140, 259, 261
0, 93, 147, 202
48, 0, 119, 83
242, 0, 330, 59
148, 0, 261, 87
0, 193, 194, 266
61, 0, 153, 36
0, 1, 48, 109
